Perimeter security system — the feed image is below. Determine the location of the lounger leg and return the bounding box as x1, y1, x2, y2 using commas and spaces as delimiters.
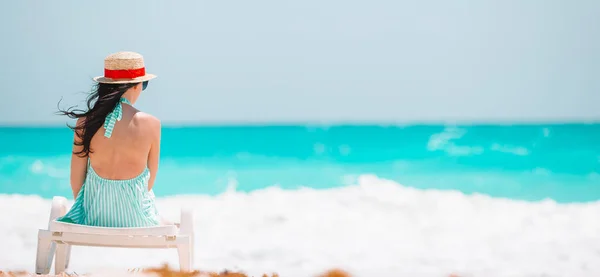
178, 208, 195, 271
36, 196, 67, 274
65, 244, 72, 269
35, 230, 55, 274
55, 243, 68, 274
177, 238, 192, 272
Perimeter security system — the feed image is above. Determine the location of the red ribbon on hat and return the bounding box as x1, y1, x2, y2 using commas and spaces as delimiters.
104, 67, 146, 79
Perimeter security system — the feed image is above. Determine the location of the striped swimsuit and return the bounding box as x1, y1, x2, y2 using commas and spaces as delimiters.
56, 97, 160, 227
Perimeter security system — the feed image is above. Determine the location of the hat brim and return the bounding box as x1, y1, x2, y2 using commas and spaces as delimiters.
93, 74, 157, 84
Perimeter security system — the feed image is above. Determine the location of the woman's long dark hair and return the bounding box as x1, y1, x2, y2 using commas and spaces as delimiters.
57, 82, 139, 157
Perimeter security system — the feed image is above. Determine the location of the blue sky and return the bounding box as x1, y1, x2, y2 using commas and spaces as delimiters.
0, 0, 599, 125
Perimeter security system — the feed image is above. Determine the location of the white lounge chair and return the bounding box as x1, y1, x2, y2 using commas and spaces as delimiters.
35, 196, 194, 275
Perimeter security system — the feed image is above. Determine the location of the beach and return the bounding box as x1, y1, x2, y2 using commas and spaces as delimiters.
1, 124, 600, 276
1, 174, 600, 276
1, 0, 599, 274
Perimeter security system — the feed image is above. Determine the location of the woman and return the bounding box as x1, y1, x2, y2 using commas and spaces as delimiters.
56, 51, 161, 227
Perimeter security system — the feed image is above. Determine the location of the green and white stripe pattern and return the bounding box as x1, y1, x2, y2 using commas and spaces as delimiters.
57, 164, 160, 227
103, 97, 131, 138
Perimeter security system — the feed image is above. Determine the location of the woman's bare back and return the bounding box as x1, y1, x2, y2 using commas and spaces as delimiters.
89, 104, 157, 179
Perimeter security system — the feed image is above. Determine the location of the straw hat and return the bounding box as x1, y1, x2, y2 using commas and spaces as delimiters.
93, 51, 157, 84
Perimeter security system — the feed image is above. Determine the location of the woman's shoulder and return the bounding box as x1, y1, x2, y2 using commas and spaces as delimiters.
133, 112, 161, 131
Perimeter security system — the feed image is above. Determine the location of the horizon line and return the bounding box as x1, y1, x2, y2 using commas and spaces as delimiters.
1, 119, 599, 128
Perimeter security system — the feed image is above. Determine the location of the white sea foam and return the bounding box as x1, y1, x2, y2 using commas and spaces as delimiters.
490, 144, 530, 156
543, 127, 551, 138
1, 175, 600, 277
28, 158, 70, 178
427, 127, 484, 156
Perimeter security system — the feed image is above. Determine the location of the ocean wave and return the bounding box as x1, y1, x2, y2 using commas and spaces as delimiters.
28, 159, 70, 178
1, 175, 599, 277
428, 128, 534, 157
427, 127, 466, 151
542, 127, 551, 138
427, 127, 484, 156
490, 143, 530, 156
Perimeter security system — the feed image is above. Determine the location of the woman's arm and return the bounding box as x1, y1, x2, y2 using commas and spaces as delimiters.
147, 117, 161, 191
70, 118, 88, 199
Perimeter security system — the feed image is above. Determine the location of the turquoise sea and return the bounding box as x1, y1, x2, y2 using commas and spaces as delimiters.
0, 124, 599, 203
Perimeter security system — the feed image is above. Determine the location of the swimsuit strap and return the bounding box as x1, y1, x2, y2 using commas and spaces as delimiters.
103, 97, 132, 138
